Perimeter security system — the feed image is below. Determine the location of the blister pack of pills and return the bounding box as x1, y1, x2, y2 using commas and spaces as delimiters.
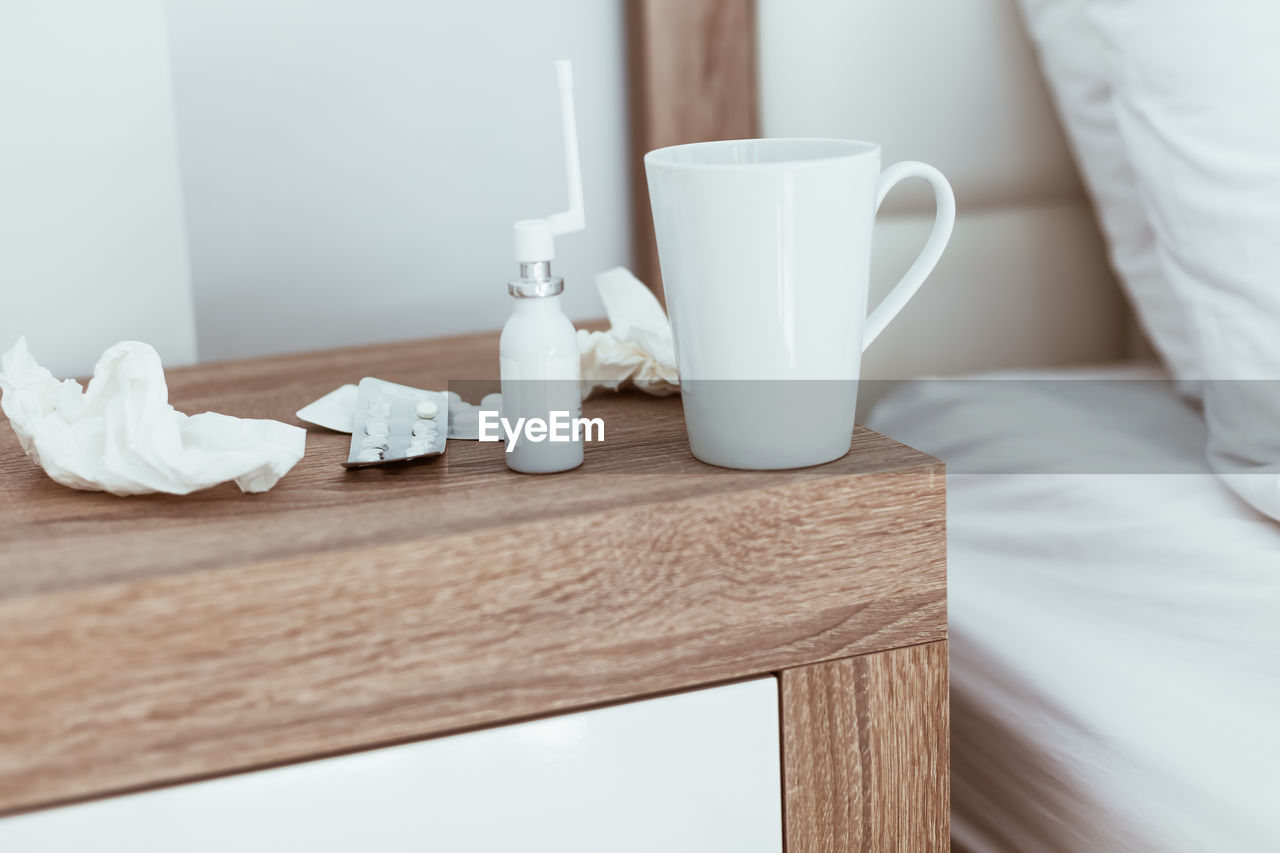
343, 377, 448, 468
445, 391, 504, 440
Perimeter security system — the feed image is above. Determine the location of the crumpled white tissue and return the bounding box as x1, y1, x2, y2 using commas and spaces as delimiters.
0, 337, 306, 496
578, 267, 679, 399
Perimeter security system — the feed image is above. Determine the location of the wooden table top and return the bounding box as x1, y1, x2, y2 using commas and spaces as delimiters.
0, 331, 945, 814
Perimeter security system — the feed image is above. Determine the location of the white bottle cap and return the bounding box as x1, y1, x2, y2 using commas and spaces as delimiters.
514, 219, 555, 263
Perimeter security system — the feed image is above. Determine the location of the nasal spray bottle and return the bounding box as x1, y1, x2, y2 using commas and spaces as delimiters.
500, 60, 585, 474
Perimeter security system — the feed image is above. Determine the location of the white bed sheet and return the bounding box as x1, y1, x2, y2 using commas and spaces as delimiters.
867, 364, 1280, 852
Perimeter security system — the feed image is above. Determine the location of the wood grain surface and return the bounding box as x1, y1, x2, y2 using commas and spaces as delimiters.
781, 642, 950, 852
627, 0, 759, 296
0, 331, 945, 814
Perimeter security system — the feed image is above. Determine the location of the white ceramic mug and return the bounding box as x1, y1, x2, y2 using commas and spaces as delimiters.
645, 138, 955, 469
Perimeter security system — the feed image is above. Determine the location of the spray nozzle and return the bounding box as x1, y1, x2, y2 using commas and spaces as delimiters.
513, 60, 585, 265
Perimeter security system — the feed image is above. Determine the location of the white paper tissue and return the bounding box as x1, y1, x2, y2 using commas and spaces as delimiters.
578, 267, 679, 398
0, 337, 306, 496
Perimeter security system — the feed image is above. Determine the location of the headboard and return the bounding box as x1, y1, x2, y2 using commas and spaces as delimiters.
627, 0, 1136, 394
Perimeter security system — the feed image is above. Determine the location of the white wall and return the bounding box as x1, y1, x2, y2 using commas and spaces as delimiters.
166, 0, 632, 363
0, 0, 197, 377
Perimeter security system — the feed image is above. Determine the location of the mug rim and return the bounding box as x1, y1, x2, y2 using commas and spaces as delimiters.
644, 137, 880, 170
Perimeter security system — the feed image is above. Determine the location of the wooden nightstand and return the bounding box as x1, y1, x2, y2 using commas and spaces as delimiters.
0, 331, 947, 851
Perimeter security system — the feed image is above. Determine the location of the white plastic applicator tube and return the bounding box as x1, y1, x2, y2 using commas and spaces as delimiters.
549, 60, 584, 236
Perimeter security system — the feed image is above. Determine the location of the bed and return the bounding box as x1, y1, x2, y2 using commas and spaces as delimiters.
868, 367, 1280, 850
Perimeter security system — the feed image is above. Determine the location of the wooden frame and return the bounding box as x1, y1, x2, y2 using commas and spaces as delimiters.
627, 0, 759, 299
782, 643, 950, 851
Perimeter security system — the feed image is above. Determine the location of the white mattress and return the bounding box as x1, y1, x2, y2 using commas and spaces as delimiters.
867, 364, 1280, 851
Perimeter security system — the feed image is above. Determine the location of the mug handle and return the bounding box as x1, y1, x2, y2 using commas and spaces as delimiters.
862, 162, 956, 351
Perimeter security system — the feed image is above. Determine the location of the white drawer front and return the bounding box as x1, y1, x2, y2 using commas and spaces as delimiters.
1, 677, 781, 852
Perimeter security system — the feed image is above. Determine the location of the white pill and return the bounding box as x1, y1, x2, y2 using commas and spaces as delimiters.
415, 399, 439, 419
446, 391, 462, 406
365, 419, 389, 437
361, 435, 389, 449
480, 393, 503, 411
412, 420, 437, 437
366, 398, 392, 418
355, 448, 383, 463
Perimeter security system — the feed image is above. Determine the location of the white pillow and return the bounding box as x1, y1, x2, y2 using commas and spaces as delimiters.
1021, 0, 1280, 521
1016, 0, 1201, 383
1090, 0, 1280, 520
